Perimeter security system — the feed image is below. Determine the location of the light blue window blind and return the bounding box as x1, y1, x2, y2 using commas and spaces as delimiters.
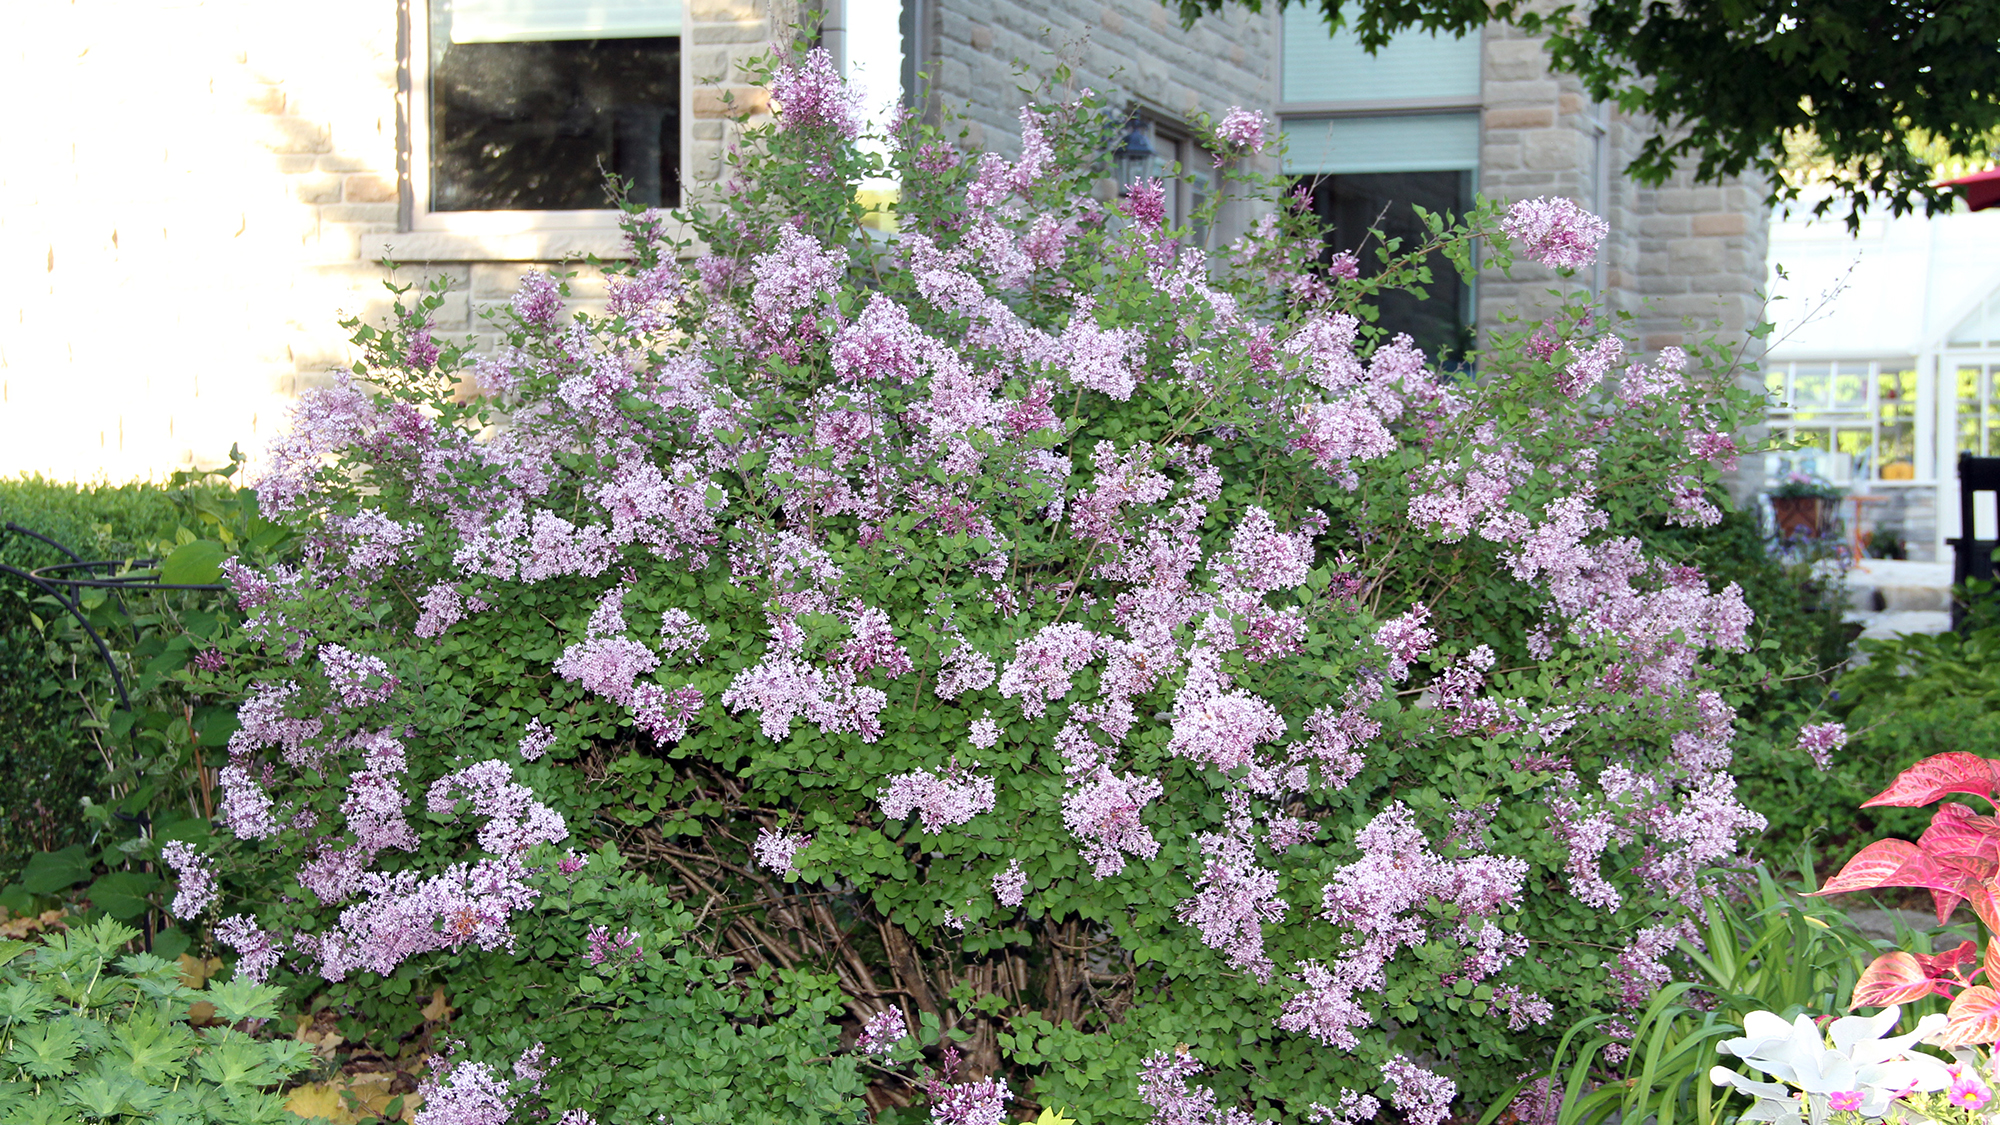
1281, 8, 1481, 105
444, 0, 682, 43
1281, 114, 1480, 175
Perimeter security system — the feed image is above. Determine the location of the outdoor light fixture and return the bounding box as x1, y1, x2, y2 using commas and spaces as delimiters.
1116, 117, 1155, 192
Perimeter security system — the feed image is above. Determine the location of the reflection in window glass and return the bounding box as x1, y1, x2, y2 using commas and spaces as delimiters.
429, 27, 681, 211
1769, 360, 1927, 482
1836, 427, 1874, 477
1961, 366, 1988, 456
1792, 364, 1831, 411
1765, 367, 1787, 400
1304, 170, 1476, 361
1832, 363, 1867, 410
1878, 367, 1917, 479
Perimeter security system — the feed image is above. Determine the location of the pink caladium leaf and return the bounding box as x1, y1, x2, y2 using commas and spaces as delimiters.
1919, 803, 2000, 865
1864, 753, 2000, 809
1812, 838, 1995, 924
1854, 952, 1948, 1008
1936, 985, 2000, 1048
1854, 942, 1979, 1008
1816, 839, 1925, 895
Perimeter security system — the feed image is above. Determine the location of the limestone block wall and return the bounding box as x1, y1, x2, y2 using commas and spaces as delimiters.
1472, 24, 1770, 358
923, 0, 1276, 163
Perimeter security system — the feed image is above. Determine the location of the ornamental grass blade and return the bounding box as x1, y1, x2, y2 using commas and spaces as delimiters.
1936, 985, 2000, 1047
1864, 753, 2000, 808
1853, 952, 1939, 1008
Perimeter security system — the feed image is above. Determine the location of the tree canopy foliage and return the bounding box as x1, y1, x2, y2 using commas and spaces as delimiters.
1184, 0, 2000, 228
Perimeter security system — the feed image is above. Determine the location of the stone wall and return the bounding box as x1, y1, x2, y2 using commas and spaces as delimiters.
924, 0, 1275, 157
1473, 24, 1770, 357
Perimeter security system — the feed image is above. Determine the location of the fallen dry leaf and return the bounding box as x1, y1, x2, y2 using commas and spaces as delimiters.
421, 986, 452, 1023
285, 1074, 420, 1123
179, 953, 223, 989
0, 909, 68, 939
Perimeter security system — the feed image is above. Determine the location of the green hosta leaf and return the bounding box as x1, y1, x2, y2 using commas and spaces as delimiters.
19, 847, 92, 895
202, 977, 284, 1024
85, 872, 157, 922
3, 1020, 84, 1079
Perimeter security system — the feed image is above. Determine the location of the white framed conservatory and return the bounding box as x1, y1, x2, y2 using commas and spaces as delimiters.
1764, 203, 2000, 561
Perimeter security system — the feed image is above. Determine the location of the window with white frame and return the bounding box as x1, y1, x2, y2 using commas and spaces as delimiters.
1279, 10, 1481, 360
416, 0, 683, 225
1764, 360, 1920, 482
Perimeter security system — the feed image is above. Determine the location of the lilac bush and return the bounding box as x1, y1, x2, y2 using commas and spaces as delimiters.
167, 48, 1789, 1125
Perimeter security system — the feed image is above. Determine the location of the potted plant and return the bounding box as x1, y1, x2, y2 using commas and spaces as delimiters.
1769, 471, 1845, 540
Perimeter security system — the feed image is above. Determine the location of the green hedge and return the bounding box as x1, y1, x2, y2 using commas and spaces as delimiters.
0, 477, 187, 883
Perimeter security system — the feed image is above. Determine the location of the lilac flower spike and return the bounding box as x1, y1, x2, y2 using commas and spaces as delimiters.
161, 840, 216, 920
769, 47, 862, 138
1213, 107, 1270, 155
1503, 196, 1609, 271
878, 759, 997, 833
753, 826, 811, 876
1795, 722, 1846, 770
856, 1008, 909, 1055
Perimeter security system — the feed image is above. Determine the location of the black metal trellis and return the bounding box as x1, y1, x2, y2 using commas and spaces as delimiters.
0, 522, 228, 712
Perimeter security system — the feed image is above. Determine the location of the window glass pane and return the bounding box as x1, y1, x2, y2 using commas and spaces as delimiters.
1792, 363, 1832, 411
1835, 427, 1874, 478
1832, 363, 1868, 410
1281, 11, 1481, 104
1878, 366, 1917, 421
1281, 114, 1480, 175
1303, 170, 1475, 360
1791, 427, 1831, 451
1765, 366, 1788, 402
1877, 365, 1918, 479
1959, 365, 1986, 455
430, 1, 680, 211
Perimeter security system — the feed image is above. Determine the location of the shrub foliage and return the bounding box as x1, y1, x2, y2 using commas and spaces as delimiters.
160, 55, 1812, 1125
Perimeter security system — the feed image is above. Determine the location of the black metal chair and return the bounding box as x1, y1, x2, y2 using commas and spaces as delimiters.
1949, 454, 2000, 629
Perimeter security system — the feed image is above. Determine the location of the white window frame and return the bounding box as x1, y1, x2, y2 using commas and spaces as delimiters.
1764, 358, 1930, 485
403, 0, 695, 239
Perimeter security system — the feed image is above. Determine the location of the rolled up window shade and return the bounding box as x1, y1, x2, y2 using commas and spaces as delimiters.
445, 0, 682, 43
1281, 114, 1480, 175
1282, 8, 1481, 105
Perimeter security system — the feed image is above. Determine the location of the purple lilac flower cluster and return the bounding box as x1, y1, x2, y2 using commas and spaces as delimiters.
878, 759, 998, 833
752, 826, 811, 876
1502, 195, 1610, 271
855, 1007, 908, 1054
1795, 721, 1847, 770
161, 840, 216, 919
